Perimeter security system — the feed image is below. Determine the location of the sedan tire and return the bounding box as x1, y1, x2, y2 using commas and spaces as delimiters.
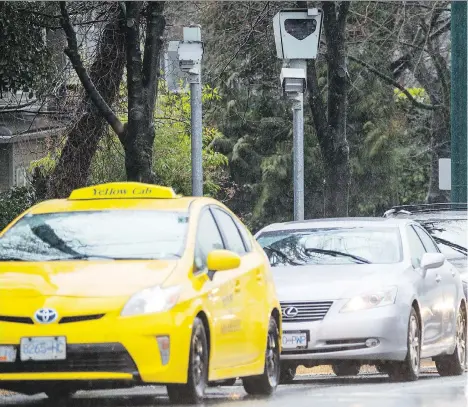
332, 362, 361, 377
388, 307, 421, 382
167, 317, 208, 404
279, 364, 296, 384
243, 317, 280, 396
435, 305, 467, 377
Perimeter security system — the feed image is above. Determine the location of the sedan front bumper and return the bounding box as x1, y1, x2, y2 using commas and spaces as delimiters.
280, 300, 410, 364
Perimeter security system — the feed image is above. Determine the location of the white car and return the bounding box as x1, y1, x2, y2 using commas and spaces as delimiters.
255, 217, 466, 382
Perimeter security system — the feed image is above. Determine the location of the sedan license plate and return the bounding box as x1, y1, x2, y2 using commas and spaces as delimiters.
282, 330, 309, 350
0, 346, 17, 363
20, 337, 66, 361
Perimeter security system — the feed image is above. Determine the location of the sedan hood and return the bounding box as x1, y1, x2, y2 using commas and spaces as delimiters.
272, 264, 402, 301
0, 260, 177, 298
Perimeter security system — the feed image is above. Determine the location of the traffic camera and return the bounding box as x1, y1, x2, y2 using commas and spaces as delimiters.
177, 26, 204, 76
273, 8, 323, 60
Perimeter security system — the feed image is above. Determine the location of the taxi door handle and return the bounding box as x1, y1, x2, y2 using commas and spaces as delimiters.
234, 280, 241, 293
435, 274, 442, 283
256, 269, 263, 282
452, 270, 457, 277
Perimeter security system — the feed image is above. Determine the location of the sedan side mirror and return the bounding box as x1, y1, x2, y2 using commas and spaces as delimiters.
420, 253, 445, 275
207, 250, 241, 272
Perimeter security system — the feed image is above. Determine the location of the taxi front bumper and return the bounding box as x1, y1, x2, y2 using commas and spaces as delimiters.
0, 310, 193, 386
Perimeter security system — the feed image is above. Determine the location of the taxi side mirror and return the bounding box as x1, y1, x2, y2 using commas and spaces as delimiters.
207, 250, 241, 272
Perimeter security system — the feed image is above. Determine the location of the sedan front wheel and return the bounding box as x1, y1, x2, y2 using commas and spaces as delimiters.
435, 305, 467, 376
388, 307, 420, 382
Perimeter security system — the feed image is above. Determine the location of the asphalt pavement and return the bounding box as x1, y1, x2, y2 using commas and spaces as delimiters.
1, 371, 466, 407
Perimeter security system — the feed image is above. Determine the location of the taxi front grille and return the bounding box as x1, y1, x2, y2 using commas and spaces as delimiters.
0, 314, 105, 325
280, 301, 333, 323
0, 316, 34, 324
0, 343, 137, 374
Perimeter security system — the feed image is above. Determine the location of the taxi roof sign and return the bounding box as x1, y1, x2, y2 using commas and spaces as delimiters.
69, 182, 179, 200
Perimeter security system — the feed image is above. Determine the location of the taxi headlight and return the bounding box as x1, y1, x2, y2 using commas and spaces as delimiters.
340, 286, 398, 313
121, 285, 181, 316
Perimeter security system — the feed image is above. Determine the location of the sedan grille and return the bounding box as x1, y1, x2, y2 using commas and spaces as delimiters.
280, 301, 333, 323
0, 343, 137, 374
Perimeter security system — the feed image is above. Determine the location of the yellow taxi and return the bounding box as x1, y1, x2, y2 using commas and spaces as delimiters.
0, 182, 281, 404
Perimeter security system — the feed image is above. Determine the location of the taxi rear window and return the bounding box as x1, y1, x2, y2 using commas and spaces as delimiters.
0, 210, 189, 262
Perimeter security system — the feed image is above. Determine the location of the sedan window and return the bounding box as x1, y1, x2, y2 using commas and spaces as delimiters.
194, 210, 224, 270
257, 227, 402, 267
406, 226, 427, 268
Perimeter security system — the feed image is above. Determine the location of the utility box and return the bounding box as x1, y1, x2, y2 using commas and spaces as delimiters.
273, 8, 323, 60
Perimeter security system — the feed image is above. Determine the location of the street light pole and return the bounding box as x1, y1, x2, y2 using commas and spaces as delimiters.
451, 1, 467, 203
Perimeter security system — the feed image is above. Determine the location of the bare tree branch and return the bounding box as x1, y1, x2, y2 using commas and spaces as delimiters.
348, 54, 439, 111
59, 1, 124, 136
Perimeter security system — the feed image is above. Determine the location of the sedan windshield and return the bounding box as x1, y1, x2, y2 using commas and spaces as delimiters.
257, 227, 402, 267
0, 210, 189, 262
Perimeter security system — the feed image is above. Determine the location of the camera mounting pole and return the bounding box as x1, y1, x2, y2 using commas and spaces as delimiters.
273, 8, 323, 221
177, 26, 204, 197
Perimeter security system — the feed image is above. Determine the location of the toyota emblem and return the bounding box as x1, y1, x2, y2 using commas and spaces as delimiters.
283, 306, 299, 318
34, 308, 58, 324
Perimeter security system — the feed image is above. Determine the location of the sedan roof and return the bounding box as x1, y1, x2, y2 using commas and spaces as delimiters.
257, 217, 410, 234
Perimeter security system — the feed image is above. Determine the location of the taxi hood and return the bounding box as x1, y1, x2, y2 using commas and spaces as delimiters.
0, 260, 177, 298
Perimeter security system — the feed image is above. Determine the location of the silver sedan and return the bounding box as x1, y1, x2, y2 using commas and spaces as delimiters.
255, 218, 466, 382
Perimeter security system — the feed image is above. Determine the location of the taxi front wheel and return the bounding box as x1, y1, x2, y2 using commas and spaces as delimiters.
242, 316, 280, 396
167, 317, 208, 404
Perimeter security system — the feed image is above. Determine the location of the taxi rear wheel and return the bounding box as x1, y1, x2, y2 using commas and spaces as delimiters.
167, 317, 208, 404
242, 316, 280, 396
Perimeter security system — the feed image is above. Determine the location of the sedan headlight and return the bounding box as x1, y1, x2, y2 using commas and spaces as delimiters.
121, 285, 181, 317
340, 286, 398, 313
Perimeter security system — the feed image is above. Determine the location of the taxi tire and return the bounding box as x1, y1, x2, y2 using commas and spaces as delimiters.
388, 307, 420, 382
435, 305, 467, 376
242, 317, 280, 396
167, 317, 208, 404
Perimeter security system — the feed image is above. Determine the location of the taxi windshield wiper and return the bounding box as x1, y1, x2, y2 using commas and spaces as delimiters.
304, 248, 372, 264
0, 256, 28, 262
262, 246, 302, 266
431, 236, 467, 256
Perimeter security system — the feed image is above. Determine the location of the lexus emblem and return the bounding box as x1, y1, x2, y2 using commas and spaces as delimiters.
34, 308, 58, 324
283, 306, 299, 318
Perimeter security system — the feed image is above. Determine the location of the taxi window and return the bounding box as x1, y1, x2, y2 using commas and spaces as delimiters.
0, 210, 189, 262
212, 208, 247, 255
195, 210, 224, 270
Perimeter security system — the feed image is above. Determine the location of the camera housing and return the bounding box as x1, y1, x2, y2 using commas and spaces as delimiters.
273, 8, 323, 60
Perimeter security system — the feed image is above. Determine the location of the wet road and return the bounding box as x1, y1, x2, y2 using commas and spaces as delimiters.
1, 371, 467, 407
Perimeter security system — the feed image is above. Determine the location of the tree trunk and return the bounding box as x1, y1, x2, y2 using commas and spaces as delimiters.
307, 2, 350, 217
119, 1, 166, 183
47, 6, 125, 198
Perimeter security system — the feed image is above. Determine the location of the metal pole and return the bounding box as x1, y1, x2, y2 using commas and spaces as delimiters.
190, 76, 203, 196
451, 0, 467, 203
292, 93, 304, 221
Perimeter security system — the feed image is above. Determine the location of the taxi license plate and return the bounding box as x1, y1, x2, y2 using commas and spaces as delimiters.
282, 330, 309, 349
0, 346, 17, 363
20, 337, 66, 361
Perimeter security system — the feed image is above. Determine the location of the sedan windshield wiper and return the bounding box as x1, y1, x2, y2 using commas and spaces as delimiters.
431, 236, 467, 256
304, 248, 372, 264
262, 246, 302, 266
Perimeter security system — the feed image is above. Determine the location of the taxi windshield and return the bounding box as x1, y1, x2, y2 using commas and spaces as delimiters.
0, 210, 189, 262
